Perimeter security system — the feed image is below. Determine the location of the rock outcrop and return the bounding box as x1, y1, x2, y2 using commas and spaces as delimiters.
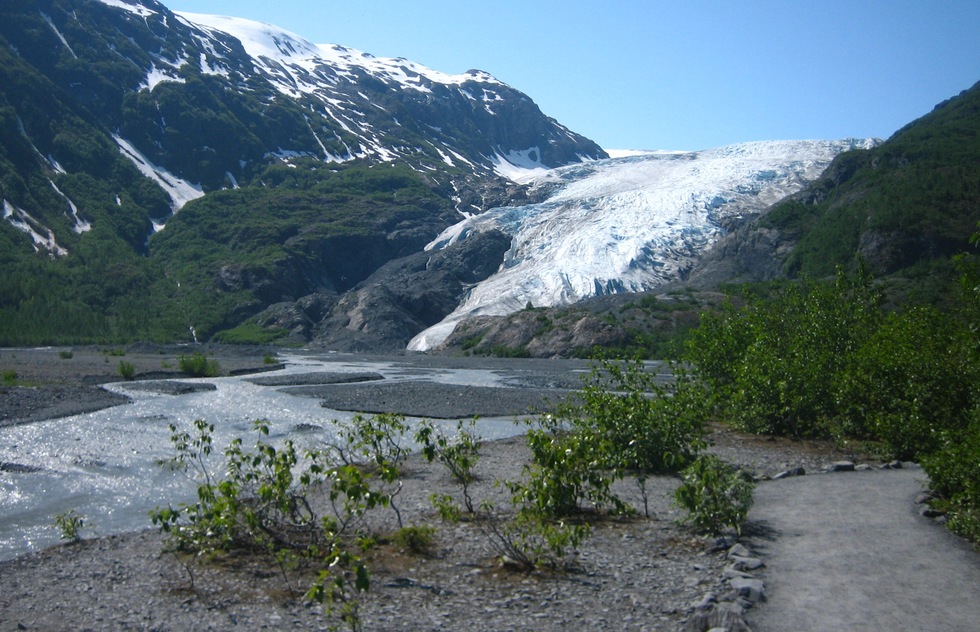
311, 229, 512, 351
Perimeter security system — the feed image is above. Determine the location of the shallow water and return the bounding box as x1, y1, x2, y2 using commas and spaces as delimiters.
0, 353, 523, 561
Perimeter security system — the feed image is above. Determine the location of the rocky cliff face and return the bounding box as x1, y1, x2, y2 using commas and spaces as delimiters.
303, 229, 513, 352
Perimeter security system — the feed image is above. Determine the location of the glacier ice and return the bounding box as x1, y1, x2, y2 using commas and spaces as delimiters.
409, 138, 877, 351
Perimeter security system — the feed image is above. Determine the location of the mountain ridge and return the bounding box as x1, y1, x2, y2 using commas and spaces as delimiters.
1, 1, 975, 353
0, 0, 602, 345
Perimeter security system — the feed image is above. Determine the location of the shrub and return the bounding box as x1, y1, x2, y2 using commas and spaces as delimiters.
686, 268, 882, 437
178, 352, 221, 377
329, 413, 410, 527
675, 455, 755, 536
513, 357, 707, 518
58, 350, 73, 359
1, 369, 16, 386
392, 524, 436, 555
117, 360, 135, 380
150, 417, 410, 629
416, 420, 482, 514
477, 502, 592, 571
54, 509, 86, 542
922, 409, 980, 543
833, 306, 977, 459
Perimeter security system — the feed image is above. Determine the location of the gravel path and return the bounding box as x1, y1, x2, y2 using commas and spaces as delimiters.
745, 466, 980, 631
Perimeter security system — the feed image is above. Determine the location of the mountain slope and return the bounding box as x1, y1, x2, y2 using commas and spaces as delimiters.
688, 80, 980, 287
0, 0, 603, 344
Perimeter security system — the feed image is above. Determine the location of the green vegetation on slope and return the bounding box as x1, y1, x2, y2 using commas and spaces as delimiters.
682, 234, 980, 543
764, 81, 980, 280
0, 161, 453, 345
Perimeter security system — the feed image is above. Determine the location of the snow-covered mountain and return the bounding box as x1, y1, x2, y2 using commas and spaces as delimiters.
0, 0, 607, 344
0, 0, 894, 351
2, 0, 605, 242
167, 8, 604, 181
409, 138, 878, 350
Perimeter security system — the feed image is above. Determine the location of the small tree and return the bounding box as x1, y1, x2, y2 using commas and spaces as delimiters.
675, 455, 754, 536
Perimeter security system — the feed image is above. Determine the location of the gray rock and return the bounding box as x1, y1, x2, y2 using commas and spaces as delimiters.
773, 466, 806, 479
915, 492, 936, 505
722, 567, 752, 581
692, 592, 718, 611
727, 543, 752, 559
728, 577, 766, 603
314, 230, 512, 352
827, 461, 856, 472
683, 601, 752, 632
920, 506, 946, 519
728, 555, 765, 571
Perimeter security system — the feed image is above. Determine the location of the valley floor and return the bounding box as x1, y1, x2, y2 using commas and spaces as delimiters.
1, 348, 964, 631
0, 344, 277, 428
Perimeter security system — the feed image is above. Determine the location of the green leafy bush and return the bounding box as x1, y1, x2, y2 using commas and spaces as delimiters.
150, 417, 412, 629
54, 509, 86, 542
922, 412, 980, 543
392, 524, 436, 555
416, 419, 482, 514
178, 352, 221, 377
675, 455, 755, 536
477, 502, 592, 571
1, 369, 16, 386
117, 360, 135, 380
833, 306, 977, 459
686, 268, 882, 438
509, 411, 632, 519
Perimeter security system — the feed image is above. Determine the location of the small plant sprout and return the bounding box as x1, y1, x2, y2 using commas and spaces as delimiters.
54, 509, 86, 542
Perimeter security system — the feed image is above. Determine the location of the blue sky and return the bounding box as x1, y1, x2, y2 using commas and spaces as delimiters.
165, 0, 980, 151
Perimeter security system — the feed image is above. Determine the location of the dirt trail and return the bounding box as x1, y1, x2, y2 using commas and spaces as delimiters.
746, 465, 980, 631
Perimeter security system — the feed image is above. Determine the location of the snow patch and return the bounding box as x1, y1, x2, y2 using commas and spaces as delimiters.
491, 148, 551, 184
49, 180, 91, 233
113, 135, 204, 214
40, 12, 77, 59
95, 0, 157, 18
3, 200, 68, 256
141, 62, 186, 91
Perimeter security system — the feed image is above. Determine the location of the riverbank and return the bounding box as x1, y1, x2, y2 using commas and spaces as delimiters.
0, 426, 874, 632
0, 348, 898, 630
0, 344, 278, 428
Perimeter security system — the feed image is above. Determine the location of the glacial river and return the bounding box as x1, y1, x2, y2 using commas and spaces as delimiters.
0, 353, 525, 561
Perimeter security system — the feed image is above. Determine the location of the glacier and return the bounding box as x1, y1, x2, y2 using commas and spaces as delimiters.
409, 138, 877, 351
